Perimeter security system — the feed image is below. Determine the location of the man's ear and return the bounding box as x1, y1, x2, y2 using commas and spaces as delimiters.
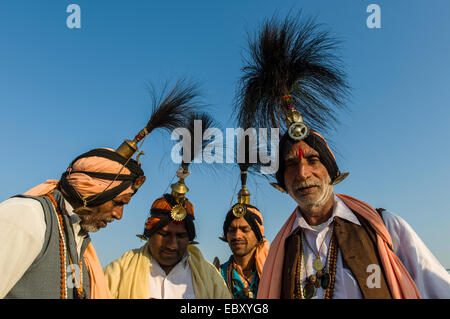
332, 172, 349, 185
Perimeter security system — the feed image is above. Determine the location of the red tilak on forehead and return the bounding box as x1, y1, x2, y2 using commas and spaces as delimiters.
286, 144, 304, 162
297, 148, 304, 160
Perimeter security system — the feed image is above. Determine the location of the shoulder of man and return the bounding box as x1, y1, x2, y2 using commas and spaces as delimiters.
187, 245, 232, 299
187, 245, 221, 274
0, 196, 47, 243
104, 244, 148, 273
0, 196, 48, 298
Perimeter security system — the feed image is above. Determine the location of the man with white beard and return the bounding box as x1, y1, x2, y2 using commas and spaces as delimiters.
234, 11, 450, 299
257, 131, 450, 299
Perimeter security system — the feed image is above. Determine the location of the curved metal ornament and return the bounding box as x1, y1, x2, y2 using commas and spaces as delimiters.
132, 175, 146, 190
288, 121, 309, 141
232, 203, 247, 218
170, 204, 187, 221
136, 234, 147, 241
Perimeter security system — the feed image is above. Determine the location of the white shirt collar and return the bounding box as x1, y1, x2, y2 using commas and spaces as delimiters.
63, 199, 81, 223
149, 250, 191, 274
292, 194, 360, 233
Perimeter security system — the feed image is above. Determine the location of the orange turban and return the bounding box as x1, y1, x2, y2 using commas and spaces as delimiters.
25, 148, 145, 206
142, 194, 196, 241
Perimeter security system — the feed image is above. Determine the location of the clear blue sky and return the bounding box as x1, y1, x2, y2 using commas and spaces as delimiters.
1, 0, 449, 270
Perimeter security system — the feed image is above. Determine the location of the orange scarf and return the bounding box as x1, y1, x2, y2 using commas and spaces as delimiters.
257, 194, 421, 299
83, 243, 112, 299
245, 207, 270, 279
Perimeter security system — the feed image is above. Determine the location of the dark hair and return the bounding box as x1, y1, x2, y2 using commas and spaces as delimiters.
222, 205, 263, 242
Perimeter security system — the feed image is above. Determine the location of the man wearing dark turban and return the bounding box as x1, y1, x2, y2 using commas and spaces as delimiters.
234, 12, 450, 299
258, 131, 450, 299
220, 205, 269, 299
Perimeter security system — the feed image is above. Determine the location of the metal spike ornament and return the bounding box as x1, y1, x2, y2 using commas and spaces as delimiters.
283, 94, 310, 141
115, 128, 148, 164
169, 163, 190, 221
167, 112, 216, 222
116, 128, 148, 191
232, 170, 250, 218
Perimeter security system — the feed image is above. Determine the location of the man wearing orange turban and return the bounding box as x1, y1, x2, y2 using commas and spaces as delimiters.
0, 148, 145, 299
219, 205, 269, 299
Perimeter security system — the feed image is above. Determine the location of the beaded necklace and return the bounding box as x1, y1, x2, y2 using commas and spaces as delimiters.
45, 194, 85, 299
295, 224, 338, 299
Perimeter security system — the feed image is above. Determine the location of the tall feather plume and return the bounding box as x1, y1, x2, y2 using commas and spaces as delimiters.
235, 12, 350, 132
116, 78, 203, 162
146, 79, 203, 135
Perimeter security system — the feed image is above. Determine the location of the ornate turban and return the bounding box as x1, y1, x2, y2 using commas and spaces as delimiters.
24, 148, 145, 204
142, 194, 196, 242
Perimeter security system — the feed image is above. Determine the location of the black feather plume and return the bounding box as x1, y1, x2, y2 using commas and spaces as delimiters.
235, 12, 350, 132
146, 79, 203, 135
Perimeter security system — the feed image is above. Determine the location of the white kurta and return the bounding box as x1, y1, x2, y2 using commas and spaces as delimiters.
148, 252, 196, 299
290, 195, 450, 298
0, 196, 87, 298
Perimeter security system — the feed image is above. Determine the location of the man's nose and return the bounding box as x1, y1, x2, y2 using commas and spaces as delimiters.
297, 161, 310, 180
111, 206, 124, 220
166, 235, 178, 249
232, 229, 244, 239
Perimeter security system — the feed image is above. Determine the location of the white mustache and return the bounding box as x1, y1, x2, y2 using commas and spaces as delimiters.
295, 181, 321, 189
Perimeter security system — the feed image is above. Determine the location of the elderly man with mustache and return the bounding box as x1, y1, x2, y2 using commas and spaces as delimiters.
257, 131, 450, 299
0, 148, 146, 299
234, 11, 450, 299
